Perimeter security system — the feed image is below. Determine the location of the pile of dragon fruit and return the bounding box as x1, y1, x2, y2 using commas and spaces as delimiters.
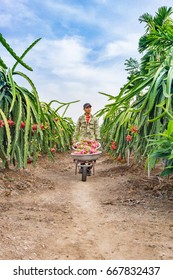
73, 139, 100, 154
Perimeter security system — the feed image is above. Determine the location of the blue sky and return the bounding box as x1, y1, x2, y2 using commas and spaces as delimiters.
0, 0, 173, 121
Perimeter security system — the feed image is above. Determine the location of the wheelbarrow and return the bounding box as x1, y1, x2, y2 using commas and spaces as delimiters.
71, 151, 102, 181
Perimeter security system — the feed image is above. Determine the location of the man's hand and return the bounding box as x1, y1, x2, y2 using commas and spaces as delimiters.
71, 140, 77, 148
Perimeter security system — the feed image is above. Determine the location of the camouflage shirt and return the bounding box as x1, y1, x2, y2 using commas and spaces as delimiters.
73, 114, 101, 142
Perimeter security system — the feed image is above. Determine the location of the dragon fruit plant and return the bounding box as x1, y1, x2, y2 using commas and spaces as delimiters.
0, 34, 77, 168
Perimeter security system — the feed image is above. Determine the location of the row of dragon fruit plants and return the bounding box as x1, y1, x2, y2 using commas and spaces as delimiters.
97, 6, 173, 176
0, 34, 78, 169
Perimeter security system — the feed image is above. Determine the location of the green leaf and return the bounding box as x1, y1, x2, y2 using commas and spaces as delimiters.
11, 94, 22, 160
0, 57, 7, 69
0, 33, 33, 71
167, 120, 173, 136
0, 109, 11, 157
7, 69, 16, 112
23, 95, 31, 168
160, 167, 173, 176
12, 38, 41, 72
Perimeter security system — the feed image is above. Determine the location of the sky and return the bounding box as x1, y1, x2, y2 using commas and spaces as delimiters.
0, 0, 173, 122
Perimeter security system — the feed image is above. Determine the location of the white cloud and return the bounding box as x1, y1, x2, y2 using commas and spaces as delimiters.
0, 0, 37, 23
44, 1, 96, 25
0, 0, 53, 36
0, 14, 12, 27
31, 38, 127, 121
1, 0, 152, 122
34, 37, 91, 69
101, 33, 141, 60
42, 0, 116, 39
0, 35, 127, 122
93, 0, 107, 3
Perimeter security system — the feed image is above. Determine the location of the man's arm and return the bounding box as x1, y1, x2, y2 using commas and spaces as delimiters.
94, 117, 101, 141
72, 117, 81, 143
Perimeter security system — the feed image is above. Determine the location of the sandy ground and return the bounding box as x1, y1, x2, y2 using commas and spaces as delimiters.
0, 152, 173, 260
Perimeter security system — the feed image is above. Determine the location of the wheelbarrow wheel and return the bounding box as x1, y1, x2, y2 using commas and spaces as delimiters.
82, 166, 87, 182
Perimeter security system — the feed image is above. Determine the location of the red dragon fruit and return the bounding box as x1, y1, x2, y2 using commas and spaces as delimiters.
0, 120, 5, 127
74, 139, 100, 155
7, 119, 15, 127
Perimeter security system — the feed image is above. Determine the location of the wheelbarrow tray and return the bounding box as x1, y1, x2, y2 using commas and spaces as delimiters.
71, 151, 102, 161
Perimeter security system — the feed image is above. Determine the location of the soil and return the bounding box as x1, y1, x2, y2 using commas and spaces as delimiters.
0, 152, 173, 260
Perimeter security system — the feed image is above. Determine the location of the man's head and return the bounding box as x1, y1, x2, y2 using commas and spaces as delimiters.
83, 103, 92, 114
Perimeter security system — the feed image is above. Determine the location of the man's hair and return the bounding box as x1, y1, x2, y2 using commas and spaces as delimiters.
83, 103, 92, 109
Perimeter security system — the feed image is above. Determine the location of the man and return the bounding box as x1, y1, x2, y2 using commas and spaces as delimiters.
72, 103, 100, 143
72, 103, 101, 176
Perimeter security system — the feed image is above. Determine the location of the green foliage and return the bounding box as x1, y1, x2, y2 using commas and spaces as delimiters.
148, 119, 173, 176
97, 6, 173, 172
0, 57, 7, 69
124, 57, 140, 80
12, 38, 41, 72
0, 35, 77, 168
0, 33, 33, 71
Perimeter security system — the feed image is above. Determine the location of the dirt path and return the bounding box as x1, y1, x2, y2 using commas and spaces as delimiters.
0, 153, 173, 259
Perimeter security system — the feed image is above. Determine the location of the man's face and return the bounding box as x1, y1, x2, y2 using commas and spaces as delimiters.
84, 106, 91, 114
